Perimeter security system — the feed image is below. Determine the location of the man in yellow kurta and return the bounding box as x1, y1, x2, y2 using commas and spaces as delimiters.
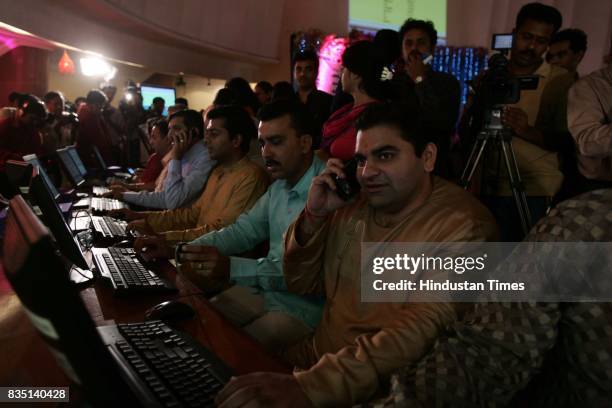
479, 3, 574, 240
128, 105, 268, 249
215, 104, 498, 407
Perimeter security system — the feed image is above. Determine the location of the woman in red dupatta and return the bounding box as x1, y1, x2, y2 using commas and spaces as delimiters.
320, 41, 395, 161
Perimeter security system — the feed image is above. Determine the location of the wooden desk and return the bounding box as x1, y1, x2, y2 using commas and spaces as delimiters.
0, 256, 289, 401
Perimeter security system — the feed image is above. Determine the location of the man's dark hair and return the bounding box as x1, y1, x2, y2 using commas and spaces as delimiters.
271, 81, 297, 101
19, 95, 47, 120
43, 91, 64, 104
257, 99, 315, 148
74, 96, 86, 106
175, 97, 188, 107
225, 77, 260, 114
292, 49, 319, 72
169, 109, 205, 139
8, 91, 26, 104
86, 89, 108, 105
374, 29, 401, 65
152, 96, 165, 105
256, 81, 273, 93
399, 19, 438, 49
515, 2, 562, 33
213, 88, 238, 106
550, 28, 588, 53
152, 118, 169, 137
356, 103, 430, 157
207, 105, 256, 153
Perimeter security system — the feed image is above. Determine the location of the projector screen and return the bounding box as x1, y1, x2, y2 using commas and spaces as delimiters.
140, 85, 176, 116
349, 0, 447, 40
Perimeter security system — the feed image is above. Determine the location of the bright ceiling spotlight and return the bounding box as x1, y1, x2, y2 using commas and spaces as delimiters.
79, 56, 117, 80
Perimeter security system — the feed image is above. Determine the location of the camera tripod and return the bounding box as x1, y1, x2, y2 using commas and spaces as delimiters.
460, 109, 532, 236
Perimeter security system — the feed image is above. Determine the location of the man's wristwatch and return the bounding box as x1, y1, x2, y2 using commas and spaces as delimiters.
414, 75, 424, 84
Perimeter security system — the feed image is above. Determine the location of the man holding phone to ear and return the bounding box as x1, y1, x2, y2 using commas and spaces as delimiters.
214, 104, 497, 408
396, 19, 461, 179
111, 109, 215, 210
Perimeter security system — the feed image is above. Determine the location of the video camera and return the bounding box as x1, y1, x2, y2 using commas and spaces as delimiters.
460, 34, 539, 235
472, 33, 539, 130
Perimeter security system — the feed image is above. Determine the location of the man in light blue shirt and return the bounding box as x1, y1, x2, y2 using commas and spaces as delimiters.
112, 109, 215, 209
176, 100, 325, 349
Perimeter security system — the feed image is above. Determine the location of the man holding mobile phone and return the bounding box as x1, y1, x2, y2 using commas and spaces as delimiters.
215, 103, 498, 408
112, 109, 215, 209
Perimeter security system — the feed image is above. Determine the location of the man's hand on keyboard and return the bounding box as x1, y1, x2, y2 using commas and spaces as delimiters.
107, 185, 129, 200
176, 245, 230, 283
215, 373, 312, 408
108, 208, 145, 221
134, 235, 171, 260
127, 219, 155, 235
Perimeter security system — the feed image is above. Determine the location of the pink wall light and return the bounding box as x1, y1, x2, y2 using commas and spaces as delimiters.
317, 35, 348, 94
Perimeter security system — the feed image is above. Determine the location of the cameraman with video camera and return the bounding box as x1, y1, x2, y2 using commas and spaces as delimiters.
464, 2, 575, 241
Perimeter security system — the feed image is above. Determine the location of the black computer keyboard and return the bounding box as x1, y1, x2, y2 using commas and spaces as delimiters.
95, 247, 175, 294
91, 197, 128, 213
92, 217, 127, 239
92, 216, 132, 241
117, 321, 231, 407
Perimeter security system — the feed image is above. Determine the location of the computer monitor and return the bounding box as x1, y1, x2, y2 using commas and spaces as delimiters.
57, 147, 85, 188
2, 195, 139, 407
92, 146, 108, 171
141, 85, 175, 116
28, 172, 89, 270
5, 160, 33, 198
66, 145, 88, 177
23, 154, 60, 200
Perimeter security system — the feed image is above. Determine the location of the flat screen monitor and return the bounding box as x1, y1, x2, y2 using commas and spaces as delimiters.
92, 146, 108, 171
141, 85, 175, 116
5, 160, 33, 197
57, 147, 85, 188
28, 172, 89, 270
2, 195, 138, 407
23, 154, 60, 200
67, 145, 88, 177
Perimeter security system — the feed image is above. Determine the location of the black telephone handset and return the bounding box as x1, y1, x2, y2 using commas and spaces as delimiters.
332, 158, 361, 201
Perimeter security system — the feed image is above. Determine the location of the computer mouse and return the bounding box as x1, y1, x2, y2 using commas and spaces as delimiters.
113, 240, 133, 248
145, 300, 195, 322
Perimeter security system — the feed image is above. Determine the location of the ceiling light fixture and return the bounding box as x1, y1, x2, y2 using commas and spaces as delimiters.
80, 56, 117, 80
